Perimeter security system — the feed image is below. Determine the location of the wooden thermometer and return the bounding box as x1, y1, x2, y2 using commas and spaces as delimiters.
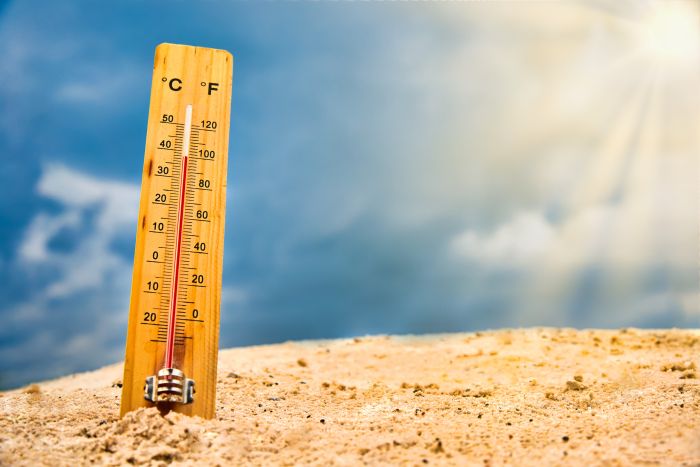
120, 43, 233, 419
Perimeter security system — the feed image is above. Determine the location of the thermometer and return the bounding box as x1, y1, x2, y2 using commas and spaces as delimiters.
120, 43, 233, 419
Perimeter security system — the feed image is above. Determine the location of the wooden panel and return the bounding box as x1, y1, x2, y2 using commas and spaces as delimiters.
120, 43, 233, 419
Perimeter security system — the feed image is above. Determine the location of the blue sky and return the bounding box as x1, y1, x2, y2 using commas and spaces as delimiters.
0, 0, 698, 389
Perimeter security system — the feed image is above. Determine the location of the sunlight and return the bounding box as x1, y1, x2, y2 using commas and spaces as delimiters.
515, 2, 700, 325
639, 1, 700, 65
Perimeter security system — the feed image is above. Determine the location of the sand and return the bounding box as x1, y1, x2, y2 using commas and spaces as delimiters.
1, 328, 699, 466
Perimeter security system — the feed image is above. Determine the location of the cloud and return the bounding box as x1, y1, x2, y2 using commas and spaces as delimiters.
448, 201, 699, 328
19, 163, 139, 297
1, 164, 140, 387
450, 192, 696, 274
19, 211, 81, 263
450, 211, 555, 268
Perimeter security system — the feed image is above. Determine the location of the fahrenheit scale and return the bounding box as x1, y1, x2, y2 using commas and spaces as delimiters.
120, 43, 233, 419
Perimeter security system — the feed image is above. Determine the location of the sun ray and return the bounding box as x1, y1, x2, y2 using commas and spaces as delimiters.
515, 41, 671, 325
564, 67, 665, 325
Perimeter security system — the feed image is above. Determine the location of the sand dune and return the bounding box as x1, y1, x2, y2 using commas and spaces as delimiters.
1, 328, 699, 465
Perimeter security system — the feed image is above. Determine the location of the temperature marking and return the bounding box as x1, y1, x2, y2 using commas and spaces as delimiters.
164, 104, 192, 369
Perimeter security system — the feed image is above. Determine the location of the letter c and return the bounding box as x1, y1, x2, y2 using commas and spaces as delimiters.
169, 78, 182, 91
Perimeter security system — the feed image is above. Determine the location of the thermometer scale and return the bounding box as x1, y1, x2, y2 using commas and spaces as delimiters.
120, 43, 233, 419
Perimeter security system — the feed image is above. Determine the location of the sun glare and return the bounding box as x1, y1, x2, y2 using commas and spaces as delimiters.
640, 2, 700, 64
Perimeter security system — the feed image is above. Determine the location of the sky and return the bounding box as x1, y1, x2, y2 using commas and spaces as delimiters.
0, 0, 698, 389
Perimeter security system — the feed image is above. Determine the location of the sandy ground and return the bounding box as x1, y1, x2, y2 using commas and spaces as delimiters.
1, 328, 699, 466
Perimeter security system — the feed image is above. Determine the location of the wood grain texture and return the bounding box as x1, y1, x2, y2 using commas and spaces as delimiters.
120, 43, 233, 419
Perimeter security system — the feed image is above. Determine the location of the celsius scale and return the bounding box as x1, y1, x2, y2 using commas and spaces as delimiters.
120, 43, 233, 419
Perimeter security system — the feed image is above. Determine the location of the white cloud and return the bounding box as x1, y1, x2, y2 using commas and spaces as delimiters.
18, 163, 139, 298
450, 211, 555, 267
2, 164, 141, 385
37, 163, 138, 227
450, 194, 696, 275
19, 211, 81, 262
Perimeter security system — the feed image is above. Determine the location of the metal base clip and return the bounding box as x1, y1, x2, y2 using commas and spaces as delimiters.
144, 368, 195, 404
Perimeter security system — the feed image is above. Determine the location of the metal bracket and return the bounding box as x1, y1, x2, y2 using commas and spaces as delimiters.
144, 368, 195, 404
